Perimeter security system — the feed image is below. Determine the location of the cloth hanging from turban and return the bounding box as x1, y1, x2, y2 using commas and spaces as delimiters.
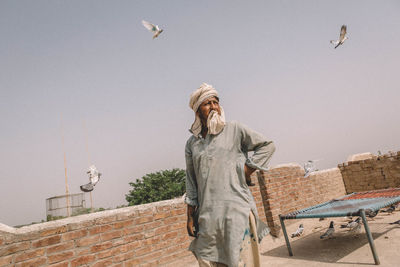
189, 83, 225, 137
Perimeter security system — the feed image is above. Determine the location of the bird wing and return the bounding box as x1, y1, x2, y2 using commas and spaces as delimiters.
80, 183, 94, 192
142, 20, 158, 32
339, 25, 347, 41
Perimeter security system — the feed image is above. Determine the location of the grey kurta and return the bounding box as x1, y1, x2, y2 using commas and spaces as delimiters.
185, 121, 275, 266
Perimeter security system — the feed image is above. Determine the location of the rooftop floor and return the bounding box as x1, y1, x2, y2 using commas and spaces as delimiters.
181, 209, 400, 267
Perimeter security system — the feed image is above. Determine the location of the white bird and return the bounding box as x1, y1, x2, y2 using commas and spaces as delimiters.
80, 165, 102, 192
320, 221, 335, 239
304, 159, 321, 177
341, 217, 361, 230
330, 25, 348, 49
291, 224, 304, 238
142, 20, 163, 39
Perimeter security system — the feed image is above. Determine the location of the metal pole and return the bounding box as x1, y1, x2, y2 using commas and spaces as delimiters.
360, 209, 380, 265
279, 215, 293, 256
61, 114, 70, 217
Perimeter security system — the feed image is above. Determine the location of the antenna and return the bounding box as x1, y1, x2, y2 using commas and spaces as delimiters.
83, 119, 94, 212
60, 114, 71, 217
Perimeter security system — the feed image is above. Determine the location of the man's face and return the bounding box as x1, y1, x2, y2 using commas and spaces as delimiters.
197, 96, 221, 121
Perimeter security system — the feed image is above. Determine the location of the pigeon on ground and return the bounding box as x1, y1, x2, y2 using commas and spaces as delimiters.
80, 165, 102, 193
367, 209, 379, 218
340, 217, 361, 229
389, 220, 400, 225
382, 205, 395, 214
320, 221, 335, 239
142, 20, 163, 39
291, 224, 304, 238
330, 25, 348, 49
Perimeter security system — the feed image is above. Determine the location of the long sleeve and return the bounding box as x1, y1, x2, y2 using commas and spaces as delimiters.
239, 123, 275, 171
185, 140, 198, 207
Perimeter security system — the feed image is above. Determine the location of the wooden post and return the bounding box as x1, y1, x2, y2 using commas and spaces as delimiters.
61, 114, 70, 217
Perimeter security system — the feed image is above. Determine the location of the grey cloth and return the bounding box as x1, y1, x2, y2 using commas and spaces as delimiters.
185, 121, 275, 266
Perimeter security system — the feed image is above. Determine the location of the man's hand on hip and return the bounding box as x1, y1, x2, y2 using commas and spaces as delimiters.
244, 164, 256, 186
187, 205, 198, 237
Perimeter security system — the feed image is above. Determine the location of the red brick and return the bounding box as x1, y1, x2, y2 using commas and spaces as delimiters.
96, 248, 113, 259
75, 247, 91, 256
46, 241, 74, 254
134, 216, 153, 224
123, 225, 144, 235
113, 251, 135, 262
143, 221, 162, 231
91, 258, 114, 267
48, 261, 69, 267
88, 225, 112, 235
48, 251, 74, 264
162, 231, 178, 240
15, 248, 45, 262
100, 230, 122, 241
153, 211, 170, 220
76, 235, 100, 247
90, 241, 113, 252
123, 233, 144, 243
0, 255, 13, 266
135, 246, 152, 256
163, 216, 179, 225
61, 229, 87, 241
124, 258, 140, 266
15, 257, 46, 267
70, 254, 96, 267
0, 241, 30, 256
141, 236, 161, 246
136, 250, 163, 263
112, 220, 134, 229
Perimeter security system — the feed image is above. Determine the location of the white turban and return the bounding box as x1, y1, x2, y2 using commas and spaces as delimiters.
189, 83, 225, 137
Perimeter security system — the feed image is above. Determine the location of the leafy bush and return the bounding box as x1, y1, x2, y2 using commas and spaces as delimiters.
126, 168, 185, 205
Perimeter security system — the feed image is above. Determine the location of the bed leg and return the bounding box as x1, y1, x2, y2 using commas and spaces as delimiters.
360, 209, 380, 265
279, 215, 293, 256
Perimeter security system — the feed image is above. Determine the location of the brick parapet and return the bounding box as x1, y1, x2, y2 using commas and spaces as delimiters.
338, 151, 400, 193
257, 164, 346, 236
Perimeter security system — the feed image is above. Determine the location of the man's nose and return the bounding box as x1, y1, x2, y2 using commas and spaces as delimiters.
210, 102, 218, 110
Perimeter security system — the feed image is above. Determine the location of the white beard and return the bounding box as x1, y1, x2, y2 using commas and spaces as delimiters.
207, 109, 226, 135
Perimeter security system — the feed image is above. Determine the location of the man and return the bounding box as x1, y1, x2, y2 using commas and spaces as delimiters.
185, 83, 275, 267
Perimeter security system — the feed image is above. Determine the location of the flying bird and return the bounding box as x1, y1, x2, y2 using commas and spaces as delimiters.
330, 25, 348, 49
80, 165, 102, 192
142, 20, 164, 39
291, 224, 304, 238
389, 220, 400, 225
320, 221, 335, 239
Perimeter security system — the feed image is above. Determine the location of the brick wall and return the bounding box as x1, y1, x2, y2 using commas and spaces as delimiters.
8, 150, 400, 266
0, 199, 192, 267
0, 173, 268, 267
256, 164, 346, 236
338, 151, 400, 194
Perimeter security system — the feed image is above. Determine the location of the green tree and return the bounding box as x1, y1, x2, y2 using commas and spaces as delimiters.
126, 168, 186, 205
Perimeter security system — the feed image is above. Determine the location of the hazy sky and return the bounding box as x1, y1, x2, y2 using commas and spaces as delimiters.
1, 1, 399, 226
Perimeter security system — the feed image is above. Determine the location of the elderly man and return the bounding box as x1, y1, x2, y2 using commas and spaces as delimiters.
185, 83, 275, 267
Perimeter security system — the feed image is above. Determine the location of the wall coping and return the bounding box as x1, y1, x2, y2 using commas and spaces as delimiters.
0, 197, 184, 235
